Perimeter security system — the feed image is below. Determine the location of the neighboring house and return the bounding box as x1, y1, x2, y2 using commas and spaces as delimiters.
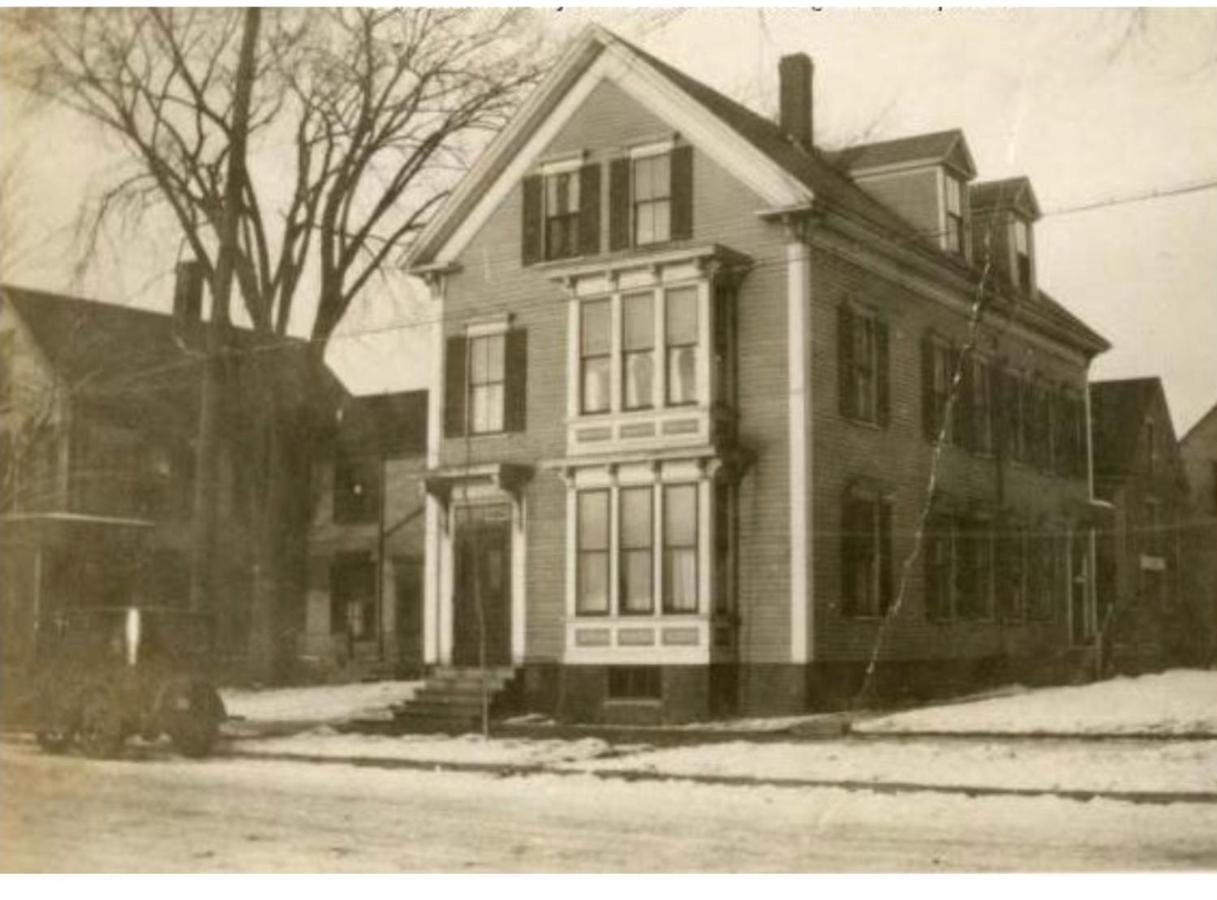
1180, 399, 1217, 665
303, 391, 428, 680
401, 27, 1110, 723
1090, 378, 1196, 673
0, 275, 339, 689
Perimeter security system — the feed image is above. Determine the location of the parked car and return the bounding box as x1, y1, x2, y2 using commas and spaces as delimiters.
32, 606, 227, 758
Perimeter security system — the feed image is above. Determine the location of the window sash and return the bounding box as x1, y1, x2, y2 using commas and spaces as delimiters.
580, 300, 612, 414
468, 334, 506, 434
619, 488, 654, 614
662, 484, 698, 614
852, 317, 878, 422
577, 490, 610, 615
622, 293, 655, 410
665, 287, 699, 406
633, 153, 672, 245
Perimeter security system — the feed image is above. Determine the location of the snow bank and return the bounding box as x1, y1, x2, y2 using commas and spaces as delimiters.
572, 737, 1217, 795
856, 669, 1217, 737
221, 681, 421, 724
237, 729, 615, 767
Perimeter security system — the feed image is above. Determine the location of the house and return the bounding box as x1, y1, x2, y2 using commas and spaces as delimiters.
1089, 378, 1197, 672
1180, 399, 1217, 665
400, 27, 1110, 724
303, 390, 428, 680
0, 275, 341, 693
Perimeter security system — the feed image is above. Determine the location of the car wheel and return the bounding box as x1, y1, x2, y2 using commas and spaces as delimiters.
78, 689, 126, 759
164, 683, 222, 758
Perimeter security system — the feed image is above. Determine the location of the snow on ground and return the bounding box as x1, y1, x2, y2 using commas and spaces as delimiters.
236, 728, 617, 767
220, 681, 421, 724
569, 737, 1217, 795
6, 741, 1217, 872
856, 669, 1217, 736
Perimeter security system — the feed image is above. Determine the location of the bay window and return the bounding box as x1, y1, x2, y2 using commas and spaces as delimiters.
662, 484, 698, 613
622, 293, 655, 410
580, 299, 611, 414
577, 490, 610, 614
619, 487, 654, 614
665, 287, 699, 406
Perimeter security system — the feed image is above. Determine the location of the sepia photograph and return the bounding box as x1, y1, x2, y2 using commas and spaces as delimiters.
1, 3, 1216, 875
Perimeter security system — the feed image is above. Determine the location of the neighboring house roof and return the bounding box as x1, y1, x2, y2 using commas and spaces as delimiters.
825, 129, 977, 178
971, 177, 1042, 220
1, 284, 346, 426
1182, 399, 1217, 446
335, 391, 427, 458
1089, 377, 1175, 479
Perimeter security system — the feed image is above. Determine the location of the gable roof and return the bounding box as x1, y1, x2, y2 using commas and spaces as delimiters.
971, 176, 1042, 220
407, 25, 1105, 358
1182, 398, 1217, 445
825, 129, 977, 178
1, 284, 345, 423
1089, 377, 1176, 478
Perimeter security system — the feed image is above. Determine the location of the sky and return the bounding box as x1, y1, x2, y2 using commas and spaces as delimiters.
2, 7, 1215, 434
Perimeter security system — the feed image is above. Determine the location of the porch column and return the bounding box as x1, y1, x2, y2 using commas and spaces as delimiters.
786, 225, 813, 664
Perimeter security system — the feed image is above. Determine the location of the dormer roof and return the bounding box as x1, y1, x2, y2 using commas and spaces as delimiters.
826, 129, 977, 180
971, 176, 1042, 221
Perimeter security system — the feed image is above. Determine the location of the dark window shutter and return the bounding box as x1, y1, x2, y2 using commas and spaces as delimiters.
670, 144, 693, 241
504, 328, 528, 433
609, 157, 631, 252
521, 175, 543, 265
879, 498, 894, 613
875, 319, 890, 428
578, 164, 601, 257
955, 350, 974, 450
921, 335, 936, 441
443, 335, 467, 438
838, 305, 855, 419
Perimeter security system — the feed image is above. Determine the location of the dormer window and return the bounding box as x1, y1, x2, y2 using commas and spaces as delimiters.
1011, 217, 1032, 293
944, 176, 966, 255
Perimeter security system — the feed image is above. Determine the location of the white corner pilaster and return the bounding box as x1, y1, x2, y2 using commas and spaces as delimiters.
786, 224, 814, 664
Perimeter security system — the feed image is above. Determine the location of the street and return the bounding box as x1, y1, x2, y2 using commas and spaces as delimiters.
3, 739, 1216, 872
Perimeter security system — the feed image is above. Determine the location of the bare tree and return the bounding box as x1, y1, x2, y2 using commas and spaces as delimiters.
1, 7, 547, 678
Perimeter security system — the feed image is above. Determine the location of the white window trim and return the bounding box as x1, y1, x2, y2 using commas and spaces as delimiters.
629, 138, 675, 160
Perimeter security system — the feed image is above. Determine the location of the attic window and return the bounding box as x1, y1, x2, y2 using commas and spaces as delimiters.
1011, 218, 1032, 293
944, 176, 966, 255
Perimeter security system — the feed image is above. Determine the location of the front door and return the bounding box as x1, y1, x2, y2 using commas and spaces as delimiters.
452, 505, 512, 667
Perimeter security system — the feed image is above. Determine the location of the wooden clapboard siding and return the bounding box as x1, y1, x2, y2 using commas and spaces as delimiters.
808, 245, 1092, 663
437, 77, 799, 665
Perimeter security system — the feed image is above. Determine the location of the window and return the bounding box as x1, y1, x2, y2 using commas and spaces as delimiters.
633, 152, 671, 246
607, 666, 662, 700
574, 481, 705, 618
841, 492, 893, 617
1004, 372, 1027, 462
662, 484, 698, 613
922, 337, 956, 442
444, 327, 526, 438
619, 487, 654, 614
924, 514, 955, 620
996, 523, 1026, 621
581, 300, 611, 414
954, 518, 993, 619
622, 292, 655, 410
840, 306, 889, 426
333, 453, 381, 524
1011, 218, 1032, 292
945, 176, 966, 254
1027, 530, 1058, 620
468, 333, 506, 434
972, 358, 994, 454
1143, 499, 1162, 557
544, 169, 581, 261
330, 554, 376, 638
665, 287, 699, 405
577, 490, 610, 615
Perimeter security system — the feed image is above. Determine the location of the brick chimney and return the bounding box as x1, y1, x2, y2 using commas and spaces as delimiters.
779, 53, 814, 151
172, 259, 204, 324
